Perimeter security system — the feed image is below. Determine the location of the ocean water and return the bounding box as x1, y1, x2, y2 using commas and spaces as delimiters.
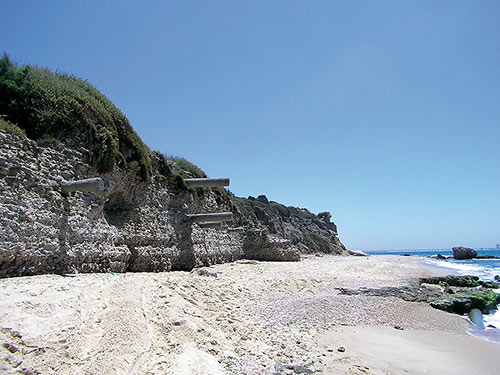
366, 248, 500, 343
366, 249, 500, 281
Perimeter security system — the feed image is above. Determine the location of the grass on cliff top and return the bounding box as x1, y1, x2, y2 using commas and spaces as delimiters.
167, 156, 207, 178
164, 155, 231, 202
0, 54, 152, 180
0, 117, 26, 139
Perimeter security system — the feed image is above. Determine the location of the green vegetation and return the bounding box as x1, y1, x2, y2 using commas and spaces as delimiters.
432, 289, 500, 314
167, 156, 212, 195
167, 156, 207, 178
213, 186, 231, 204
0, 54, 151, 180
467, 291, 500, 312
0, 117, 26, 139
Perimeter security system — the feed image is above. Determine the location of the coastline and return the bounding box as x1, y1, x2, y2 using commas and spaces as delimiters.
1, 255, 499, 374
415, 255, 500, 346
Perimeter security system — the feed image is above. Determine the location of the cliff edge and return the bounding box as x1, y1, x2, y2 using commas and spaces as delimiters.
0, 56, 346, 277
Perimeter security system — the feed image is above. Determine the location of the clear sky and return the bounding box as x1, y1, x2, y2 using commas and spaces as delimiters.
1, 1, 499, 250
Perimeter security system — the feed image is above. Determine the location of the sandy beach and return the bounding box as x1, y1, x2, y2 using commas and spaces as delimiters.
1, 255, 499, 375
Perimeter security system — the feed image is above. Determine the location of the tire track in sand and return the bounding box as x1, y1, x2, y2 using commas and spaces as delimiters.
66, 275, 154, 375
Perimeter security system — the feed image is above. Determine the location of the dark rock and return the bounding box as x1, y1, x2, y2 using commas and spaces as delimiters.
338, 285, 442, 303
481, 281, 500, 288
430, 298, 471, 315
452, 246, 477, 260
419, 275, 481, 288
348, 249, 368, 257
318, 211, 332, 222
433, 254, 450, 260
288, 365, 313, 374
254, 205, 272, 224
475, 255, 500, 259
339, 279, 500, 315
256, 195, 269, 204
275, 363, 313, 374
231, 197, 346, 255
467, 291, 500, 312
194, 268, 218, 277
3, 343, 19, 353
394, 325, 404, 330
436, 276, 499, 289
337, 346, 346, 352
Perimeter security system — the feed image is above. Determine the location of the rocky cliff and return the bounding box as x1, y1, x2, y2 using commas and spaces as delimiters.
0, 128, 346, 277
0, 129, 248, 277
0, 56, 346, 277
232, 195, 345, 254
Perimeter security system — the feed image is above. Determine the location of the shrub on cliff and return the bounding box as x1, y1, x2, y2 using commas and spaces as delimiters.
168, 156, 207, 178
0, 117, 26, 139
0, 54, 152, 180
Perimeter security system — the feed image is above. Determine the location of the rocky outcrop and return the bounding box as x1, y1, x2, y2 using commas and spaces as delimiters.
452, 246, 477, 260
231, 195, 346, 255
338, 275, 500, 315
348, 249, 368, 257
242, 230, 301, 261
432, 252, 500, 260
0, 57, 348, 277
0, 129, 243, 277
0, 130, 346, 277
419, 275, 500, 289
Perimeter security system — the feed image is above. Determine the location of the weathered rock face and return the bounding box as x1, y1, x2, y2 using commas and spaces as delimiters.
242, 231, 301, 262
452, 246, 477, 260
348, 249, 368, 257
0, 130, 242, 277
231, 196, 346, 255
0, 130, 347, 277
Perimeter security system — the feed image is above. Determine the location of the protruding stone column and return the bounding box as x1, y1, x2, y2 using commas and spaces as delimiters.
61, 177, 105, 194
198, 222, 224, 229
184, 178, 230, 187
186, 212, 233, 223
227, 227, 245, 233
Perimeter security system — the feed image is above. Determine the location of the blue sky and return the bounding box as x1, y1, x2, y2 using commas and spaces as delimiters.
1, 1, 499, 250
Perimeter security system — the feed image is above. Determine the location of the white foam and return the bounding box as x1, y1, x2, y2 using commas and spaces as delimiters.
484, 309, 500, 329
424, 259, 482, 274
423, 259, 500, 281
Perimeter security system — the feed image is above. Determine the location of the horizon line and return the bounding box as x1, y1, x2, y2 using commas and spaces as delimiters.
364, 247, 499, 252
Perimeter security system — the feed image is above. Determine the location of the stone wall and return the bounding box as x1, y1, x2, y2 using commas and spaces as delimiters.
0, 130, 243, 277
0, 129, 347, 278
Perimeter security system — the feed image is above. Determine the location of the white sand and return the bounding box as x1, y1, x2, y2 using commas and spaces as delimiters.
1, 255, 499, 374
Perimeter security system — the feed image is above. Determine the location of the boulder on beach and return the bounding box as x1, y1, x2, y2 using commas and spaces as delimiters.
452, 246, 477, 260
468, 308, 485, 330
348, 249, 368, 257
432, 254, 450, 260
